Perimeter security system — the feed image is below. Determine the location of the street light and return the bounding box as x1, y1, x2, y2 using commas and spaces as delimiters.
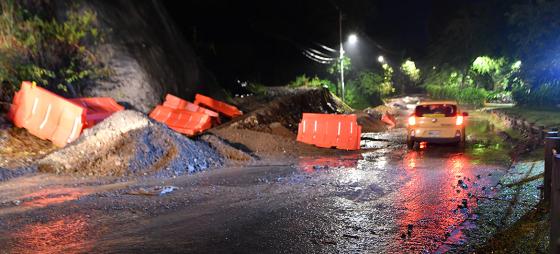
348, 34, 358, 44
378, 55, 385, 63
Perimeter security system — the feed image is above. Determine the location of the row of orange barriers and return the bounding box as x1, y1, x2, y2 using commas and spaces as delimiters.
8, 82, 124, 147
148, 93, 243, 136
296, 113, 362, 150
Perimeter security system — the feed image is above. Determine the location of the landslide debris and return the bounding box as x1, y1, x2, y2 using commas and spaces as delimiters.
38, 110, 223, 177
223, 88, 351, 133
211, 88, 381, 158
0, 114, 57, 169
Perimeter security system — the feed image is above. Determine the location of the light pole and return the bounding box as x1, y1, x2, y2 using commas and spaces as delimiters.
338, 11, 358, 102
339, 12, 345, 102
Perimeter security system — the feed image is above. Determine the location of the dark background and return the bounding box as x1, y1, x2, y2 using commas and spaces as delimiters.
163, 0, 476, 88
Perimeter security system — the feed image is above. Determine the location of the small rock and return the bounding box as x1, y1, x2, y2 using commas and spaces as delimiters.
342, 234, 360, 239
461, 199, 468, 208
12, 200, 21, 206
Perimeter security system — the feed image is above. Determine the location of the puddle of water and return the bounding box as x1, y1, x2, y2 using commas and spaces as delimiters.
298, 154, 363, 173
391, 114, 512, 252
464, 117, 513, 166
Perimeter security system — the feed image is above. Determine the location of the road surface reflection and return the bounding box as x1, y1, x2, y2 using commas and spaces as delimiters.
9, 214, 95, 254
396, 144, 497, 252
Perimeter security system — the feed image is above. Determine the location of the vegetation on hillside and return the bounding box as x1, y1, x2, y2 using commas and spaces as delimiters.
0, 0, 106, 98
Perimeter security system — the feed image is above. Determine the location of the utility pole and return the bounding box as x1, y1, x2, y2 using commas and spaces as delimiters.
339, 11, 345, 102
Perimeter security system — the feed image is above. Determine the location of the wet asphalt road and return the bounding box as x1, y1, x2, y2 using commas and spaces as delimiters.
0, 114, 513, 253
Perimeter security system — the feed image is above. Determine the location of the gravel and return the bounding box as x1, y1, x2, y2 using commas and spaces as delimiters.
38, 110, 223, 177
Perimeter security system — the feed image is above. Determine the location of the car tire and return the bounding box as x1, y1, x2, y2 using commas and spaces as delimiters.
407, 138, 414, 149
457, 130, 466, 149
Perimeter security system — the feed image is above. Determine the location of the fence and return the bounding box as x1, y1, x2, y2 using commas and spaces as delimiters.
545, 130, 560, 253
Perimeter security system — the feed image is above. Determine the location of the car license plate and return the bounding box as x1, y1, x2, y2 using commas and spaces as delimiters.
428, 130, 440, 137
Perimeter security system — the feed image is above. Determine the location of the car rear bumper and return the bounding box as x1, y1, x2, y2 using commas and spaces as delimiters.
409, 136, 461, 144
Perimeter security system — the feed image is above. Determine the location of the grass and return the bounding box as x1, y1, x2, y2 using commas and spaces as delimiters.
472, 110, 523, 140
497, 107, 560, 129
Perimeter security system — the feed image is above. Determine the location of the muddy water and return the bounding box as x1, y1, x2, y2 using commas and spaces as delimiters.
0, 114, 514, 253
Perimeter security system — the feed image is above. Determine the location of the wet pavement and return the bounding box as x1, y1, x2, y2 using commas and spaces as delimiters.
0, 113, 522, 253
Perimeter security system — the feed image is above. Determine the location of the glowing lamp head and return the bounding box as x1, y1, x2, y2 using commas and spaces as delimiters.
348, 34, 358, 44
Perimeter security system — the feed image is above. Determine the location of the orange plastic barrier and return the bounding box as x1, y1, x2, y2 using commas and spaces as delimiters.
69, 97, 125, 128
10, 81, 86, 147
297, 113, 362, 150
163, 94, 219, 118
381, 112, 396, 128
149, 105, 212, 136
194, 94, 242, 118
7, 82, 26, 123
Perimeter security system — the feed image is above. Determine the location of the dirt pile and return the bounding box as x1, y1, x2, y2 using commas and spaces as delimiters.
0, 121, 57, 169
209, 88, 368, 158
355, 112, 388, 133
223, 88, 351, 133
199, 134, 254, 162
38, 110, 222, 176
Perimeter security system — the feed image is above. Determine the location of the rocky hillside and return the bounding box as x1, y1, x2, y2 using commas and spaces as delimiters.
53, 0, 225, 112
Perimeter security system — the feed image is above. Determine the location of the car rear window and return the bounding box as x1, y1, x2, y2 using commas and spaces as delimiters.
414, 104, 457, 117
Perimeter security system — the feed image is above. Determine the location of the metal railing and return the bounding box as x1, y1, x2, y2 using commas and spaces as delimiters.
545, 130, 560, 253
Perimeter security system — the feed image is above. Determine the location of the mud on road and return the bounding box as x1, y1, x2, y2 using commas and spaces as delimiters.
0, 108, 524, 253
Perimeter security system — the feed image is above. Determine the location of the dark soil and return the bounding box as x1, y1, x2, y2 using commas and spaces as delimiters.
0, 122, 57, 169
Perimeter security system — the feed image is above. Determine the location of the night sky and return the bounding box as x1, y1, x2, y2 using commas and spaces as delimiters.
164, 0, 475, 87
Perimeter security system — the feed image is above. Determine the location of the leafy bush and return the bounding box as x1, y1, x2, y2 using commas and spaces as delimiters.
426, 84, 488, 107
513, 83, 560, 107
0, 0, 106, 98
345, 71, 394, 109
288, 74, 336, 94
246, 82, 267, 95
486, 90, 513, 103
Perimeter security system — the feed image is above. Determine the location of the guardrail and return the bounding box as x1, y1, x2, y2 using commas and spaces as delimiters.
545, 130, 560, 253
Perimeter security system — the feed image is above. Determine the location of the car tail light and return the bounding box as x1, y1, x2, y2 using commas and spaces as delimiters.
408, 116, 416, 126
456, 115, 464, 126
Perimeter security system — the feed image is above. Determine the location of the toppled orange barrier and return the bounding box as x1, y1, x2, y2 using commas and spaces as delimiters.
163, 94, 219, 119
297, 113, 362, 150
149, 93, 242, 136
194, 94, 242, 118
8, 81, 124, 147
381, 112, 396, 129
148, 94, 221, 136
149, 105, 212, 136
69, 97, 124, 128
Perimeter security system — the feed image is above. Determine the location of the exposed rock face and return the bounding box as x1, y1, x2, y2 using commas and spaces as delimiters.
68, 0, 224, 112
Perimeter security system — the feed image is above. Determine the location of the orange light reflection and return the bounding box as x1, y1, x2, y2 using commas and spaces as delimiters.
398, 151, 476, 252
9, 214, 95, 254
